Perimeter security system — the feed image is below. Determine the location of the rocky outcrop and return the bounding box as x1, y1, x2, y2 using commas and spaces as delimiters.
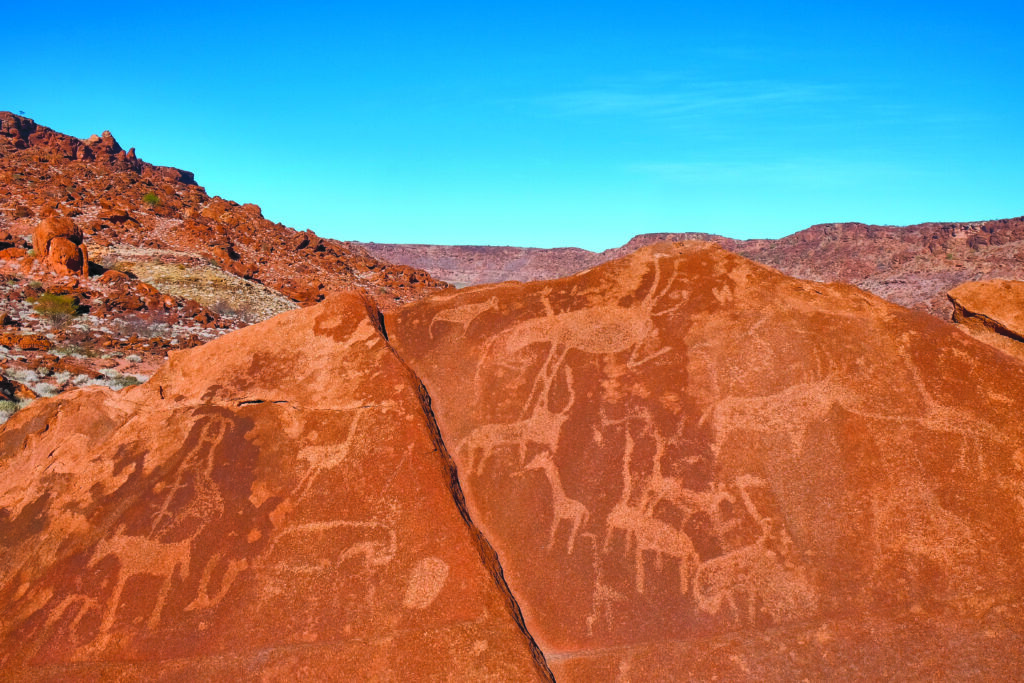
386, 242, 1024, 679
949, 279, 1024, 361
0, 294, 550, 680
32, 216, 89, 277
0, 112, 446, 310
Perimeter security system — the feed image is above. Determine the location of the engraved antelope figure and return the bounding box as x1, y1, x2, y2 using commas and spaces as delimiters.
602, 430, 699, 594
524, 450, 590, 554
457, 366, 575, 476
429, 295, 499, 339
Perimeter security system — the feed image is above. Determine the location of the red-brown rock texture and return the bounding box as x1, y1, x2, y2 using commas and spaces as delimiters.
0, 111, 448, 408
0, 294, 550, 680
949, 279, 1024, 362
386, 242, 1024, 679
0, 111, 445, 310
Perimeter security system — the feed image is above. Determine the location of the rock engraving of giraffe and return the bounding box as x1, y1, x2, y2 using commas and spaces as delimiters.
524, 450, 590, 553
429, 296, 499, 339
457, 366, 575, 476
487, 255, 687, 415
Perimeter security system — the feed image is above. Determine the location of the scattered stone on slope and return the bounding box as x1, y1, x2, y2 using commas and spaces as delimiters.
386, 241, 1024, 680
0, 293, 551, 680
949, 279, 1024, 361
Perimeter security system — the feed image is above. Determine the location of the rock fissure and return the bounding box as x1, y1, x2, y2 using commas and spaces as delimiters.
951, 300, 1024, 345
377, 302, 556, 682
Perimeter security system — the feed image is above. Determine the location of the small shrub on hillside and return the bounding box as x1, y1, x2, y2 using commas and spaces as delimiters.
142, 192, 160, 207
31, 293, 82, 327
0, 400, 23, 425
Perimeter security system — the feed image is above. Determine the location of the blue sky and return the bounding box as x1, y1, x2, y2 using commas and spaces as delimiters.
9, 1, 1024, 250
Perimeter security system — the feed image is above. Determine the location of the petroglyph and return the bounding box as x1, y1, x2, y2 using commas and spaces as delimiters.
584, 534, 627, 637
524, 450, 590, 554
402, 557, 450, 609
86, 528, 193, 648
457, 367, 575, 476
150, 414, 231, 532
693, 519, 816, 626
293, 412, 364, 502
429, 296, 499, 339
185, 553, 249, 612
489, 255, 686, 416
603, 431, 699, 595
265, 518, 398, 576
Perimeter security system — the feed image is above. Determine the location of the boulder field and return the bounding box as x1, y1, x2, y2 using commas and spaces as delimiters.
3, 242, 1024, 679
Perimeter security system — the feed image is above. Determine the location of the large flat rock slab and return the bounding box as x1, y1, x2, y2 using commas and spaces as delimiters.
386, 241, 1024, 679
0, 294, 549, 680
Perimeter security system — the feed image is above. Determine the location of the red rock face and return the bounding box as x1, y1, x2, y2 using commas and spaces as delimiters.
32, 216, 89, 276
949, 279, 1024, 361
0, 294, 550, 680
386, 242, 1024, 678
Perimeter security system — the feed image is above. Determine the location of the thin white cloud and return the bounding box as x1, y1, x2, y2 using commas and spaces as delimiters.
537, 80, 846, 120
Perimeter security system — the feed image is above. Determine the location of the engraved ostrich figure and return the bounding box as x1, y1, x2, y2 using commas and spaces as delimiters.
524, 450, 590, 554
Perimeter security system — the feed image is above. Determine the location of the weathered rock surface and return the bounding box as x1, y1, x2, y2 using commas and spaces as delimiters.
32, 216, 88, 277
386, 242, 1024, 679
949, 279, 1024, 362
0, 294, 550, 680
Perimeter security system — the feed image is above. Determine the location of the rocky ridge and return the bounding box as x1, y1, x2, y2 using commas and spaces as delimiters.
3, 242, 1024, 679
357, 217, 1024, 319
0, 112, 446, 416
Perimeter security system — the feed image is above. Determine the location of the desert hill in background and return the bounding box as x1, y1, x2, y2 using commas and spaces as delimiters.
357, 215, 1024, 320
2, 113, 1024, 679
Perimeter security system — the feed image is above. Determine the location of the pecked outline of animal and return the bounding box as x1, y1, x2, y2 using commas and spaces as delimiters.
523, 449, 590, 554
456, 365, 575, 477
428, 295, 500, 339
602, 428, 700, 595
485, 254, 687, 418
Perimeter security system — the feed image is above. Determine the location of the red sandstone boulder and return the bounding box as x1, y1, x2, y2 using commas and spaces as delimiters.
0, 248, 26, 260
32, 216, 89, 277
0, 294, 550, 680
385, 242, 1024, 680
949, 279, 1024, 361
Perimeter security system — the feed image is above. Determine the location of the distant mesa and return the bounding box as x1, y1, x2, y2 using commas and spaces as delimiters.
355, 215, 1024, 321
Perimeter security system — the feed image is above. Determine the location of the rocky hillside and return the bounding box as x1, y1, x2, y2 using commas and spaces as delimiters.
0, 112, 446, 414
4, 243, 1024, 679
357, 217, 1024, 319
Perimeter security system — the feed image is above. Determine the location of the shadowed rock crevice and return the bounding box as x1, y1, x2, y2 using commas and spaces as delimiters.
371, 294, 556, 681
